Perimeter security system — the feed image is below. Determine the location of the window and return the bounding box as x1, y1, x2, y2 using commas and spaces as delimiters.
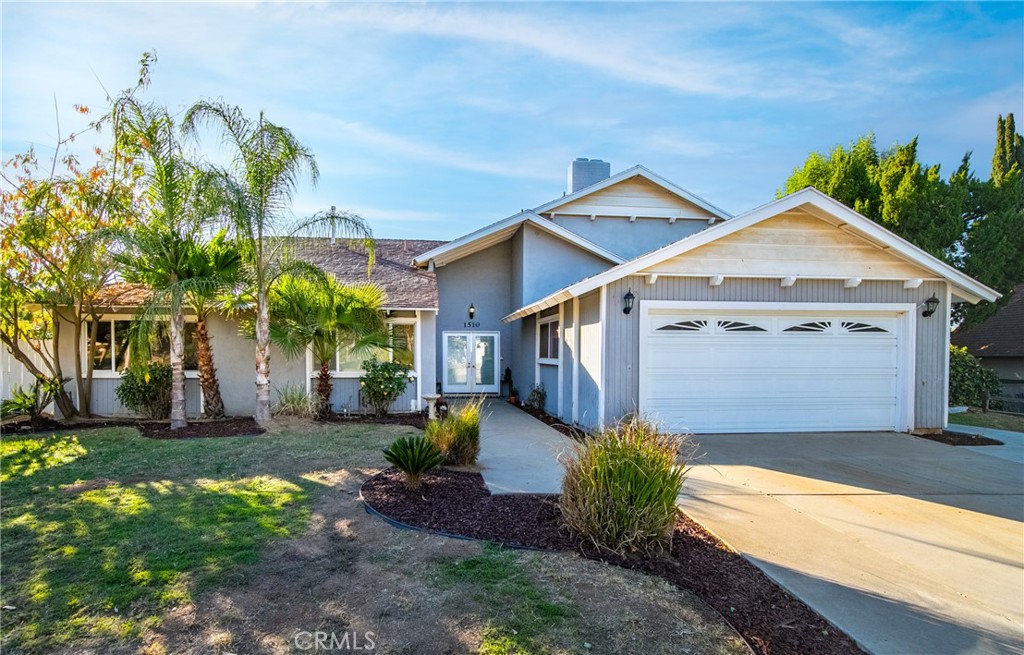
87, 319, 198, 372
538, 318, 559, 360
335, 321, 415, 374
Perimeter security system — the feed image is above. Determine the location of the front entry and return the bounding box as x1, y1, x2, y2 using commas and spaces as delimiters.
443, 332, 500, 394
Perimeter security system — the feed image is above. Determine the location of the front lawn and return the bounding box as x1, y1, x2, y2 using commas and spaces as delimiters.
949, 409, 1024, 433
0, 420, 747, 655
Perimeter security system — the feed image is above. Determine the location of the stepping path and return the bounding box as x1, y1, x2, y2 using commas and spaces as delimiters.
477, 400, 572, 494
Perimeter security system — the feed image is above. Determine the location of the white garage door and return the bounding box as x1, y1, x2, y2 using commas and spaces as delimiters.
640, 309, 909, 433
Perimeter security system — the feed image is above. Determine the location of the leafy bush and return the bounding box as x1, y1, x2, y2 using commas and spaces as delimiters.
560, 417, 691, 555
383, 436, 444, 489
360, 358, 411, 417
273, 384, 318, 418
949, 345, 1002, 407
115, 363, 172, 419
1, 377, 64, 422
526, 383, 546, 412
425, 396, 484, 465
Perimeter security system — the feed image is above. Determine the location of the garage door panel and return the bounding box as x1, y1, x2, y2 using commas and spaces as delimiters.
641, 310, 906, 433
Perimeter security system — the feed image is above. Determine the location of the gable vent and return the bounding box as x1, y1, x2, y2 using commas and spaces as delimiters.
567, 158, 611, 194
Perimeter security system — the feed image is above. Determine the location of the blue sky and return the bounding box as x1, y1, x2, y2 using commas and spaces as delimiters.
3, 2, 1022, 240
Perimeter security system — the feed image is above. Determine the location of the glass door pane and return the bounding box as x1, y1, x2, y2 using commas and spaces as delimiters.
473, 335, 496, 387
445, 334, 469, 390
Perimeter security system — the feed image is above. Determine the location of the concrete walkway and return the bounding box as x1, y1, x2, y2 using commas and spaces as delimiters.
680, 432, 1024, 655
946, 422, 1024, 464
477, 400, 571, 494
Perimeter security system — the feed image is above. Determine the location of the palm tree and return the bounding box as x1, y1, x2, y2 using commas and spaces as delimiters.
183, 101, 373, 426
264, 275, 389, 418
110, 101, 222, 429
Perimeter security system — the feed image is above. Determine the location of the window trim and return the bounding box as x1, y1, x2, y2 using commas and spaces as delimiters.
331, 317, 419, 379
537, 315, 560, 365
82, 314, 199, 379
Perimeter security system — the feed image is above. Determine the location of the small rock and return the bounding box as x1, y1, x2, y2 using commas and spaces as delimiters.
583, 643, 592, 649
2, 605, 16, 611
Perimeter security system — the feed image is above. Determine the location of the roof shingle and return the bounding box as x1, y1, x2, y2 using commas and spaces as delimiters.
952, 284, 1024, 358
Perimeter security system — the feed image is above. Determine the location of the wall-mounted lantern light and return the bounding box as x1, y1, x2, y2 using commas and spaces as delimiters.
468, 304, 476, 320
922, 295, 940, 318
623, 289, 635, 315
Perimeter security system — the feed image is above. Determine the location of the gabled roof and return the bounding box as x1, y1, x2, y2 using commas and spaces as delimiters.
952, 284, 1024, 358
532, 165, 733, 221
504, 187, 1000, 322
412, 210, 625, 269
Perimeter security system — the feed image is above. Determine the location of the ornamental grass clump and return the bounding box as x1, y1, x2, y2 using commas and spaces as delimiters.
383, 436, 445, 490
425, 396, 484, 465
560, 417, 691, 555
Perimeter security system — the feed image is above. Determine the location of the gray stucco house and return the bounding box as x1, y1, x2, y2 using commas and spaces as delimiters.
6, 159, 1000, 434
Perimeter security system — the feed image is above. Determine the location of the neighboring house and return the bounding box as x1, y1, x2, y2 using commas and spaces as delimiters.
6, 158, 1001, 433
952, 284, 1024, 398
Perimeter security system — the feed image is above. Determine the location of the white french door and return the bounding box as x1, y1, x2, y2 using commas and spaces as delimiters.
443, 332, 500, 394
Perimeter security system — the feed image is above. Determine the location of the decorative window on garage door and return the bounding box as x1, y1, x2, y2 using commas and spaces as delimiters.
783, 320, 832, 333
656, 319, 709, 332
840, 321, 888, 334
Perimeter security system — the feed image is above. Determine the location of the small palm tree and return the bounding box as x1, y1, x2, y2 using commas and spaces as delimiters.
263, 275, 388, 418
183, 101, 373, 427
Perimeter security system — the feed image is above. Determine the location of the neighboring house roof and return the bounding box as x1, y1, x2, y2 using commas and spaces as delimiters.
298, 238, 446, 310
503, 187, 1001, 322
92, 282, 153, 308
532, 165, 733, 222
412, 210, 625, 269
952, 284, 1024, 358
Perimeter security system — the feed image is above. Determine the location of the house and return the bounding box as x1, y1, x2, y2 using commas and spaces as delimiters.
6, 159, 1000, 433
952, 284, 1024, 399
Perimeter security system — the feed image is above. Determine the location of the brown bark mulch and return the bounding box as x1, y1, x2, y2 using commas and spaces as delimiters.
0, 417, 137, 435
362, 467, 866, 655
915, 431, 1003, 446
320, 412, 427, 430
136, 418, 265, 440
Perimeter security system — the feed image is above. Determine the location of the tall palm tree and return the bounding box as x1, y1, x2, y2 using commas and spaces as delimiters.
264, 275, 389, 418
110, 101, 222, 429
183, 101, 373, 426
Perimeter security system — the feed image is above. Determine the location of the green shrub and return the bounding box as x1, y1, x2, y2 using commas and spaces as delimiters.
383, 436, 444, 489
360, 357, 411, 417
949, 345, 1002, 406
273, 383, 318, 418
115, 363, 172, 419
526, 383, 547, 412
425, 397, 483, 465
560, 417, 690, 555
0, 377, 64, 422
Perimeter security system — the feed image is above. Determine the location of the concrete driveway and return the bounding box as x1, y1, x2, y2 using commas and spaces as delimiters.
679, 432, 1024, 655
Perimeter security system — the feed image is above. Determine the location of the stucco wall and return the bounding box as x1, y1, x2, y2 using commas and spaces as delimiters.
434, 240, 514, 391
600, 277, 950, 430
551, 216, 709, 261
519, 223, 610, 305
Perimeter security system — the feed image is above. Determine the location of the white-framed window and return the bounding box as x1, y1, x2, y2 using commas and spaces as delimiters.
538, 316, 559, 362
334, 319, 416, 377
86, 317, 199, 377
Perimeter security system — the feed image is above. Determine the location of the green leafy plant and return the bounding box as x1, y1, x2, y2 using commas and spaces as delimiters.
949, 345, 1002, 407
1, 377, 64, 423
114, 362, 173, 419
425, 396, 484, 465
526, 383, 547, 412
560, 417, 691, 555
382, 436, 444, 489
360, 357, 411, 417
273, 383, 318, 418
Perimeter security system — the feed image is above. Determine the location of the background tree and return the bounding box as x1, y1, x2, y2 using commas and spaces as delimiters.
0, 57, 153, 416
260, 275, 389, 418
182, 101, 374, 426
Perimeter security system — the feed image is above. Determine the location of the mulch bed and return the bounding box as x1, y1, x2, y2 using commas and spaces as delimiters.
136, 418, 265, 440
362, 467, 866, 655
1, 417, 137, 435
915, 431, 1003, 446
321, 412, 426, 430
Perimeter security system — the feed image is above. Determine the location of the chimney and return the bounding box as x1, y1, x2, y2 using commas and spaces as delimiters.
567, 158, 610, 194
